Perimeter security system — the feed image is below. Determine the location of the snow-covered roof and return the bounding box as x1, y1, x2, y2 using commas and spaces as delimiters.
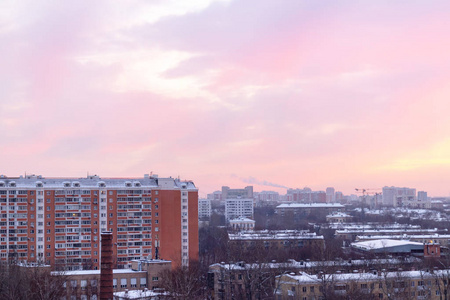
0, 175, 197, 190
228, 230, 323, 240
351, 239, 423, 251
326, 212, 351, 218
210, 257, 421, 272
356, 234, 450, 241
53, 269, 146, 276
229, 217, 255, 223
114, 289, 168, 299
336, 228, 438, 234
278, 269, 450, 284
277, 203, 344, 209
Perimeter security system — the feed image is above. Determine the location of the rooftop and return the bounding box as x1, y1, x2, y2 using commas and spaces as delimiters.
351, 239, 423, 251
277, 203, 345, 208
229, 230, 323, 240
0, 174, 197, 190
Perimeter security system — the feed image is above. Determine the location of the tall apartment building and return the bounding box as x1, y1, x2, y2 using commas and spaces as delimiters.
382, 186, 416, 207
286, 188, 326, 203
0, 174, 198, 270
225, 198, 253, 221
223, 186, 254, 221
326, 187, 335, 203
222, 186, 253, 200
418, 191, 428, 202
198, 198, 211, 220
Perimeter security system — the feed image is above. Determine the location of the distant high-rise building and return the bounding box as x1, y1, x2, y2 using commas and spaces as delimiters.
256, 191, 279, 202
222, 186, 253, 200
0, 174, 198, 270
207, 191, 222, 201
326, 187, 335, 203
382, 186, 416, 207
418, 191, 428, 202
225, 198, 253, 221
198, 198, 211, 220
286, 188, 326, 203
222, 186, 254, 221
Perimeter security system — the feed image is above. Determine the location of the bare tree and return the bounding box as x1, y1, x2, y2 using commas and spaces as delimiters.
0, 261, 67, 300
159, 261, 207, 299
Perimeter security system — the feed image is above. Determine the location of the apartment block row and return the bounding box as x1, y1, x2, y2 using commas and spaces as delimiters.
0, 174, 198, 270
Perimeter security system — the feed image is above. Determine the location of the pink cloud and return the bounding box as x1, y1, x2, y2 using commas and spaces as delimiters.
1, 0, 450, 196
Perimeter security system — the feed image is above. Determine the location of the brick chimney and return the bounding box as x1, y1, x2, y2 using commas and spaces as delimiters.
100, 232, 113, 300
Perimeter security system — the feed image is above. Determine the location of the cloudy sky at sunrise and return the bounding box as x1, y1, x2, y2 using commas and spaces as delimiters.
1, 0, 450, 197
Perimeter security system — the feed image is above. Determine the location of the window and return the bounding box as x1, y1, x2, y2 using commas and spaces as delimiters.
152, 277, 159, 281
302, 287, 306, 293
113, 279, 117, 288
120, 278, 127, 288
81, 280, 87, 290
71, 280, 77, 288
140, 277, 146, 287
310, 286, 314, 292
131, 278, 137, 287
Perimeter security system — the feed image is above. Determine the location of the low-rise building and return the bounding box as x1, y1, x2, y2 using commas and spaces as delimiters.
275, 269, 450, 300
326, 212, 352, 223
229, 217, 255, 231
53, 259, 171, 299
351, 239, 433, 257
335, 227, 440, 242
356, 234, 450, 247
228, 230, 324, 251
275, 203, 344, 217
209, 257, 422, 300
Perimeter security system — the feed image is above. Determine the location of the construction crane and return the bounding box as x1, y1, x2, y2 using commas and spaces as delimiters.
355, 188, 382, 209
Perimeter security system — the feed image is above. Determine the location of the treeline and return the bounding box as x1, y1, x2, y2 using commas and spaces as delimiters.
0, 262, 66, 300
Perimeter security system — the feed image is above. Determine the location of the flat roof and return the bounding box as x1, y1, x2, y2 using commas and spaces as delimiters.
351, 239, 423, 251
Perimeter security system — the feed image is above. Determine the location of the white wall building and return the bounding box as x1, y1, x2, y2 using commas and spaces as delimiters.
225, 198, 253, 221
198, 198, 211, 220
382, 186, 416, 207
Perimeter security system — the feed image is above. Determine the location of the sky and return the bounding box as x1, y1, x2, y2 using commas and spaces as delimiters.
1, 0, 450, 197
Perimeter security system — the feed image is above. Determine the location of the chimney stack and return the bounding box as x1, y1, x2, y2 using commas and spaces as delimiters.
100, 232, 113, 300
